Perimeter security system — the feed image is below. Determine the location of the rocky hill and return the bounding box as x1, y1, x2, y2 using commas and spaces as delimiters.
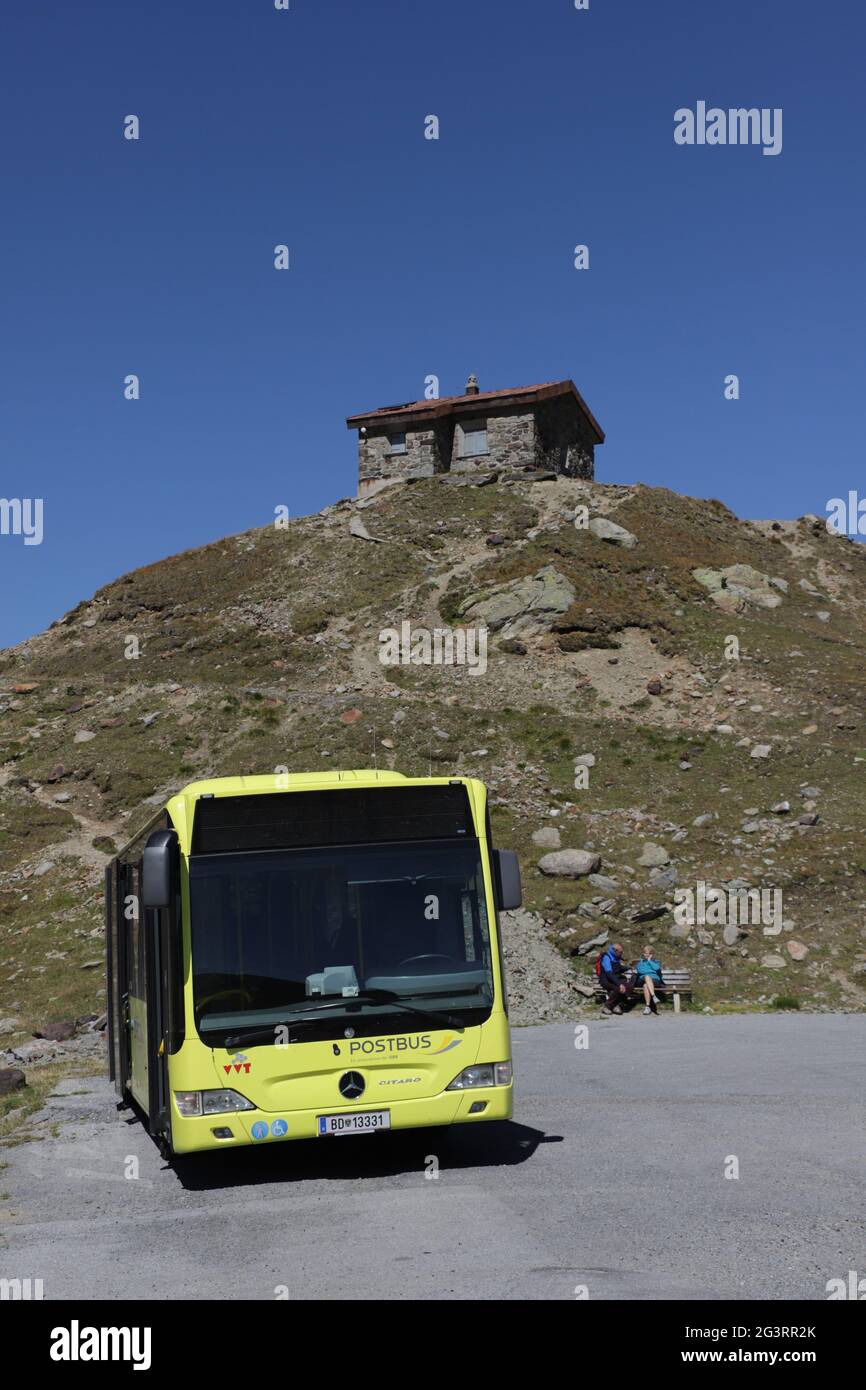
1, 472, 865, 1090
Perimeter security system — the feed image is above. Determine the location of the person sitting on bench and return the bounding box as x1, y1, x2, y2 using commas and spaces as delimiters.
634, 946, 664, 1015
599, 942, 632, 1015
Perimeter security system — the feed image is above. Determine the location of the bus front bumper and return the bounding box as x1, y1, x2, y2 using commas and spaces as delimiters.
169, 1084, 513, 1155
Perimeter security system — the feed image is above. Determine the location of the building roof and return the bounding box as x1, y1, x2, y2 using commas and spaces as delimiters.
346, 378, 604, 443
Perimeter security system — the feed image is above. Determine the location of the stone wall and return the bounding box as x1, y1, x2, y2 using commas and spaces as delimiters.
451, 409, 537, 473
488, 410, 538, 470
358, 426, 440, 492
535, 399, 596, 479
356, 399, 596, 492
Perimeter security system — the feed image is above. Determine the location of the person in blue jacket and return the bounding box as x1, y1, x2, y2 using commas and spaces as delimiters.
634, 946, 664, 1015
599, 942, 632, 1014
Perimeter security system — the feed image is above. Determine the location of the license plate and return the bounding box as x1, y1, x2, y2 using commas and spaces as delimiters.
317, 1110, 390, 1137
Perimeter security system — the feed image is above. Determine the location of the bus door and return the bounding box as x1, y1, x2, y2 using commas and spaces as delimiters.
139, 828, 182, 1149
143, 901, 170, 1141
105, 858, 131, 1098
119, 859, 150, 1112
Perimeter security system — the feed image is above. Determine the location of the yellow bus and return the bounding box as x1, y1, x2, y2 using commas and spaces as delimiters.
105, 771, 521, 1156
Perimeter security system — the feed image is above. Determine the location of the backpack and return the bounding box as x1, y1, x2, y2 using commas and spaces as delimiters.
594, 952, 605, 978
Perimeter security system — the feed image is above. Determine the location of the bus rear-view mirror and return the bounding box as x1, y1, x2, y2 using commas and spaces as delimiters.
494, 849, 522, 911
142, 830, 178, 910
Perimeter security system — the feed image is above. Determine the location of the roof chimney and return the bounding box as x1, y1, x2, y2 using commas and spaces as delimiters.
464, 373, 479, 396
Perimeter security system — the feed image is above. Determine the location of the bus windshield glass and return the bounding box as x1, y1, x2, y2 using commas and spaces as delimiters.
190, 840, 494, 1040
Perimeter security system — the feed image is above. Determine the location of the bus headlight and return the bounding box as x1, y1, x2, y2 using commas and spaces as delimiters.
174, 1090, 255, 1117
446, 1061, 512, 1090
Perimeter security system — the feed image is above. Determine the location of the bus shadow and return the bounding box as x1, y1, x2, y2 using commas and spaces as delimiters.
168, 1120, 558, 1191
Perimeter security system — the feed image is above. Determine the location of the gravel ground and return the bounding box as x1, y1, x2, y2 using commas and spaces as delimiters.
1, 1012, 862, 1301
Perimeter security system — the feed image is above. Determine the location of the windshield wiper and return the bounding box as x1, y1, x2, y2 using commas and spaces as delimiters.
217, 990, 467, 1049
355, 988, 466, 1031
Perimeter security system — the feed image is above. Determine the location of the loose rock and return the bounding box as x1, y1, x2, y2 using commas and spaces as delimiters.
531, 827, 561, 849
588, 516, 638, 548
0, 1067, 26, 1095
637, 842, 670, 868
538, 849, 601, 878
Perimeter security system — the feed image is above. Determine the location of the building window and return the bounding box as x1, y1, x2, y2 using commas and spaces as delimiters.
460, 421, 488, 457
387, 431, 407, 454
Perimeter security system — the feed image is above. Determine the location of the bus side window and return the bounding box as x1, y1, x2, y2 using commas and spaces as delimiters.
128, 863, 141, 996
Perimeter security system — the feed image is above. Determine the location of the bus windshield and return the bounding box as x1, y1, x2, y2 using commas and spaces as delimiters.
189, 840, 494, 1041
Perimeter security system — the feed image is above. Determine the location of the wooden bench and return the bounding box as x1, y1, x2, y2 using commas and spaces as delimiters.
591, 969, 693, 1013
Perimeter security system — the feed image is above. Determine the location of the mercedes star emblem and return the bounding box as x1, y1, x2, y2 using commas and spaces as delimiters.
339, 1071, 365, 1100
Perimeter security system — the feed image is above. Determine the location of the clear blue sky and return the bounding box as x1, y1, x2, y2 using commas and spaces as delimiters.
1, 0, 864, 648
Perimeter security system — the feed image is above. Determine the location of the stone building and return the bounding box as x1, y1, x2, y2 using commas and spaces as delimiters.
347, 376, 604, 497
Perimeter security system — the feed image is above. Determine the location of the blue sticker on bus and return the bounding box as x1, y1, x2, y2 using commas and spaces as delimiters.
271, 1118, 288, 1138
251, 1121, 268, 1140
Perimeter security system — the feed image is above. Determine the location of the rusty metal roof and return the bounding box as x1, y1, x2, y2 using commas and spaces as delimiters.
346, 379, 604, 443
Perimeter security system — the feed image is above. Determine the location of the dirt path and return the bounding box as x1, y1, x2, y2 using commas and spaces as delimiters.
0, 768, 121, 874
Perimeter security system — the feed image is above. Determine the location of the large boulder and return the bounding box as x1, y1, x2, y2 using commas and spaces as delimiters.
538, 848, 601, 878
458, 566, 575, 639
692, 564, 784, 610
588, 517, 638, 548
35, 1020, 76, 1042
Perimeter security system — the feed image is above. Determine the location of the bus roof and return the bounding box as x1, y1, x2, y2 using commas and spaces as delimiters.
175, 769, 413, 798
163, 771, 483, 857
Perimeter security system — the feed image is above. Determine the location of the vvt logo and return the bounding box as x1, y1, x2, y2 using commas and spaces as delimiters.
223, 1052, 251, 1075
